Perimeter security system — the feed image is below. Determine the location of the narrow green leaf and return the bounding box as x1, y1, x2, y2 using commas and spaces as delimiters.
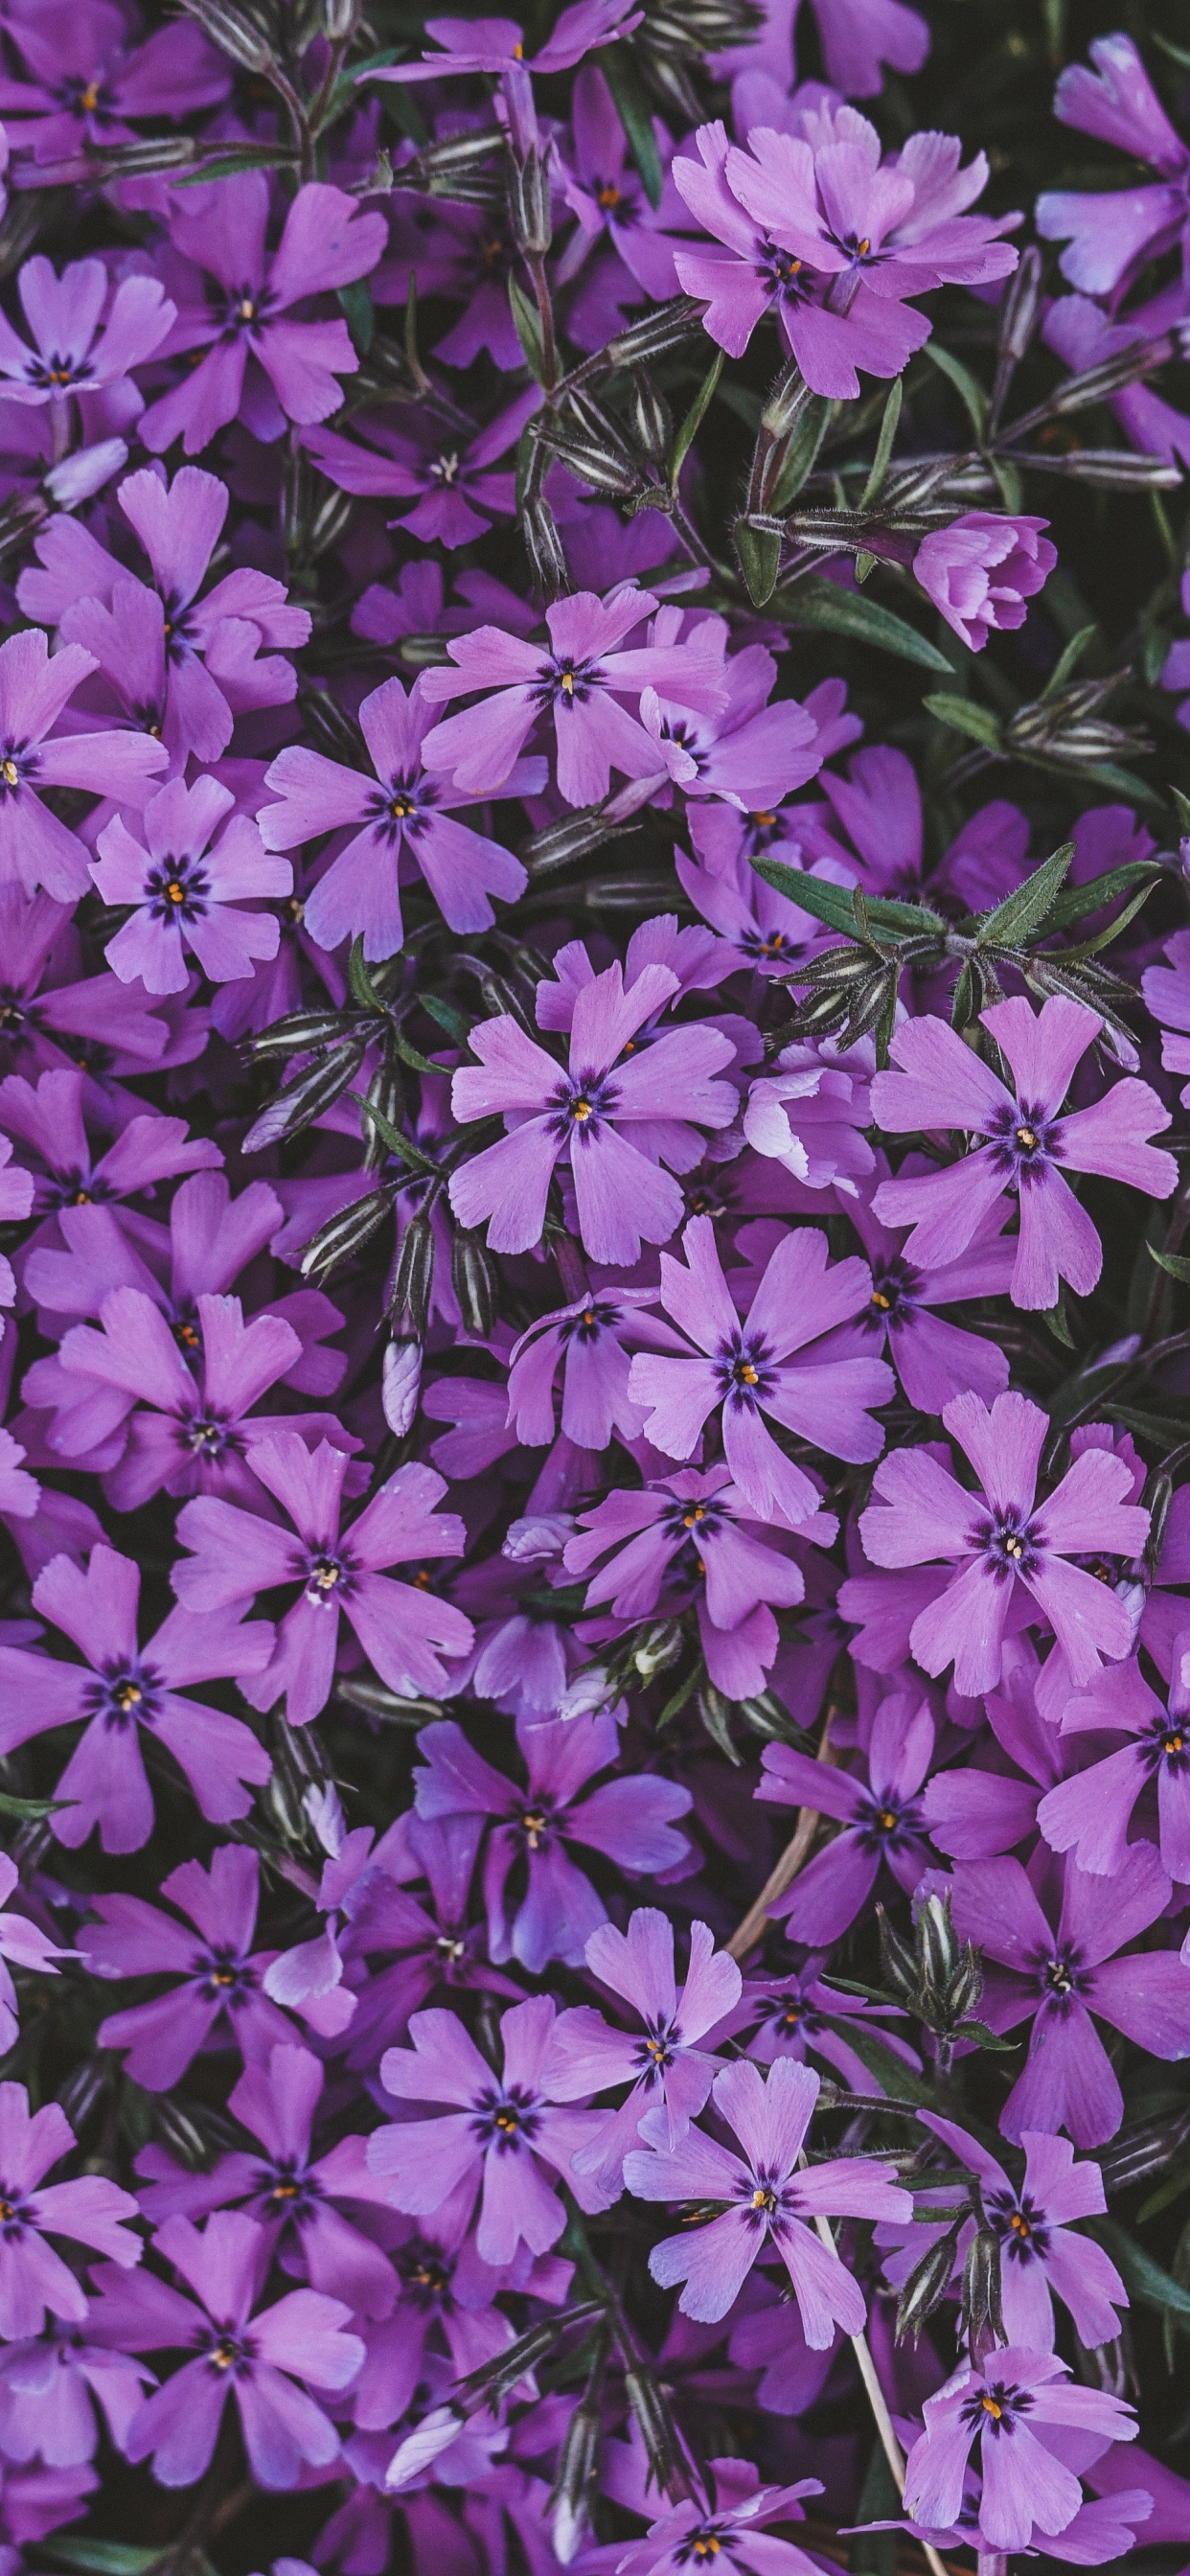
924, 340, 989, 438
769, 576, 954, 671
1091, 2215, 1190, 2325
43, 2547, 165, 2576
1042, 860, 1164, 932
349, 935, 383, 1010
338, 278, 374, 356
1060, 877, 1162, 960
815, 2012, 935, 2106
1041, 622, 1098, 699
1173, 785, 1190, 840
924, 692, 1004, 748
0, 1790, 74, 1819
421, 993, 473, 1046
765, 392, 833, 512
508, 272, 547, 384
177, 149, 300, 184
313, 44, 404, 134
976, 841, 1073, 948
1148, 1243, 1190, 1285
391, 1027, 442, 1075
346, 1093, 437, 1174
859, 377, 903, 508
1041, 1298, 1076, 1349
751, 856, 945, 939
734, 518, 783, 608
950, 2018, 1019, 2053
600, 44, 663, 207
669, 348, 723, 489
1154, 29, 1190, 72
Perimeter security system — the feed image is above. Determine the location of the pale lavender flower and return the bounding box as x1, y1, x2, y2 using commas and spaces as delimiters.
0, 11, 229, 159
0, 2083, 140, 2339
0, 629, 168, 903
904, 2348, 1135, 2555
756, 1692, 936, 1942
886, 2110, 1128, 2349
1037, 35, 1190, 299
0, 1855, 70, 2058
0, 255, 173, 412
82, 1845, 293, 2092
565, 1463, 816, 1698
913, 514, 1056, 650
544, 1909, 742, 2191
617, 2460, 824, 2576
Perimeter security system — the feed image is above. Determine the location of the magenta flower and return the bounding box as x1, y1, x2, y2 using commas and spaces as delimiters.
638, 624, 824, 811
713, 1955, 921, 2092
418, 584, 730, 805
138, 174, 387, 456
871, 995, 1176, 1310
900, 2110, 1128, 2350
623, 2056, 909, 2333
300, 421, 516, 551
904, 2347, 1135, 2555
565, 1463, 813, 1698
0, 629, 167, 904
0, 2083, 141, 2339
618, 2462, 824, 2576
506, 1286, 690, 1452
545, 1909, 742, 2192
368, 1996, 615, 2266
1037, 35, 1190, 299
413, 1712, 692, 1970
0, 1540, 272, 1852
173, 1434, 473, 1726
627, 1214, 894, 1528
914, 514, 1056, 650
826, 1176, 1015, 1414
1037, 1653, 1190, 1882
0, 12, 229, 159
556, 65, 695, 349
756, 1692, 936, 1944
259, 673, 536, 962
448, 961, 737, 1265
367, 0, 639, 83
92, 775, 290, 996
95, 2209, 363, 2489
950, 1844, 1190, 2145
82, 1845, 293, 2092
0, 254, 174, 411
858, 1388, 1149, 1697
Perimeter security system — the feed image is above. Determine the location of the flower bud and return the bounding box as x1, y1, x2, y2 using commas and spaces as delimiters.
242, 1040, 368, 1153
961, 2225, 1005, 2348
622, 2360, 686, 2496
381, 1336, 423, 1438
452, 1225, 498, 1338
176, 0, 274, 73
324, 0, 359, 34
628, 369, 672, 459
551, 2401, 603, 2564
44, 439, 128, 508
508, 148, 552, 253
606, 296, 703, 367
522, 494, 572, 600
877, 1902, 920, 2007
57, 2059, 111, 2136
917, 1890, 961, 2002
896, 2224, 961, 2341
503, 1512, 574, 1563
299, 1184, 394, 1283
632, 1621, 683, 1678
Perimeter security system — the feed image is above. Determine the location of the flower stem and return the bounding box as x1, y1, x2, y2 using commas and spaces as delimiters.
811, 2214, 950, 2576
726, 1713, 835, 1960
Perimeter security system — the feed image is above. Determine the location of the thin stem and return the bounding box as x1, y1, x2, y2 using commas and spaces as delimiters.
810, 2213, 951, 2576
726, 1714, 835, 1960
525, 252, 559, 391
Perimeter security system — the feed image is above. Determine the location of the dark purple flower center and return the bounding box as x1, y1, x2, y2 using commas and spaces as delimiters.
561, 1296, 622, 1346
85, 1657, 163, 1733
43, 1163, 113, 1210
856, 1788, 926, 1853
758, 1990, 820, 2042
732, 2165, 797, 2235
472, 2082, 543, 2152
369, 772, 438, 843
198, 2322, 256, 2378
303, 1545, 355, 1607
739, 921, 805, 967
537, 653, 603, 711
988, 1097, 1063, 1186
0, 2190, 30, 2236
194, 1944, 258, 2006
0, 746, 37, 795
254, 2154, 319, 2222
1035, 1944, 1087, 2011
864, 1255, 921, 1330
62, 74, 118, 126
399, 2239, 454, 2305
515, 1796, 559, 1853
757, 236, 818, 307
183, 1410, 238, 1461
221, 287, 277, 340
959, 2376, 1035, 2437
634, 2015, 680, 2080
675, 2520, 738, 2565
715, 1329, 776, 1411
973, 1506, 1041, 1580
986, 2187, 1050, 2264
550, 1068, 621, 1143
1146, 1712, 1190, 1773
661, 1493, 729, 1576
146, 854, 209, 925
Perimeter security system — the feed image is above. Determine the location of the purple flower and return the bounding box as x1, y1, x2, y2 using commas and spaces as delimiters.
0, 886, 180, 1091
367, 0, 638, 83
21, 464, 311, 765
950, 1844, 1190, 2145
0, 1854, 71, 2057
259, 674, 537, 961
0, 1068, 219, 1219
713, 1953, 920, 2091
1142, 927, 1190, 1104
506, 1287, 690, 1452
556, 65, 695, 349
337, 1815, 520, 2072
742, 1040, 878, 1196
138, 175, 387, 456
638, 623, 824, 810
413, 1712, 692, 1970
0, 1540, 271, 1852
367, 1996, 614, 2265
448, 961, 737, 1265
1037, 1651, 1190, 1882
0, 11, 229, 159
623, 2056, 909, 2332
870, 995, 1177, 1310
0, 2082, 140, 2338
418, 584, 730, 805
94, 2208, 363, 2489
824, 1172, 1015, 1413
92, 775, 290, 996
1037, 35, 1190, 299
627, 1213, 894, 1527
0, 2324, 151, 2470
81, 1844, 293, 2092
300, 421, 516, 551
544, 1909, 742, 2191
903, 2347, 1135, 2555
858, 1388, 1149, 1697
794, 0, 929, 98
617, 2459, 823, 2576
896, 2110, 1128, 2349
913, 514, 1056, 650
756, 1692, 936, 1942
0, 254, 174, 412
172, 1435, 473, 1726
0, 630, 167, 903
565, 1464, 814, 1698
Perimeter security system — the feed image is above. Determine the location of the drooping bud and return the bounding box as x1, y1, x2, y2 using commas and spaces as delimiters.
381, 1337, 423, 1438
522, 494, 572, 600
175, 0, 273, 72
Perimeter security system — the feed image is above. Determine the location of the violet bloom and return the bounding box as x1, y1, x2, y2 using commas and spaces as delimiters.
0, 255, 174, 415
338, 1815, 521, 2073
904, 2111, 1128, 2349
618, 2461, 824, 2576
914, 515, 1056, 651
565, 1463, 814, 1699
92, 775, 290, 996
0, 886, 179, 1092
712, 1955, 920, 2092
82, 1845, 293, 2093
628, 1214, 894, 1528
545, 1910, 742, 2192
173, 1434, 473, 1726
139, 174, 387, 456
0, 12, 229, 160
94, 2209, 363, 2490
258, 673, 537, 962
0, 1854, 71, 2057
556, 66, 695, 349
21, 464, 311, 765
0, 1069, 219, 1220
418, 584, 729, 805
904, 2347, 1135, 2556
639, 622, 824, 811
0, 2325, 151, 2469
858, 1388, 1149, 1697
871, 995, 1176, 1311
822, 1174, 1015, 1413
793, 0, 928, 97
448, 961, 737, 1266
0, 2083, 140, 2338
301, 421, 515, 550
1038, 1653, 1190, 1883
742, 1041, 877, 1198
623, 2057, 909, 2334
367, 1996, 614, 2266
1037, 35, 1190, 299
756, 1693, 936, 1944
0, 1540, 271, 1852
1142, 928, 1190, 1106
0, 629, 167, 904
950, 1844, 1190, 2146
414, 1713, 692, 1972
135, 2044, 398, 2322
367, 0, 638, 83
0, 1135, 32, 1336
506, 1287, 690, 1452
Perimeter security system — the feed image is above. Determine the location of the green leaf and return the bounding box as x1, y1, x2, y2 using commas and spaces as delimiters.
770, 575, 954, 672
1173, 786, 1190, 840
348, 935, 383, 1010
814, 2012, 935, 2106
43, 2548, 166, 2576
600, 44, 663, 208
338, 279, 374, 356
176, 148, 300, 184
1040, 622, 1098, 698
346, 1093, 437, 1174
1060, 877, 1163, 961
1154, 29, 1190, 73
1042, 860, 1164, 932
859, 377, 903, 508
752, 855, 945, 940
1090, 2215, 1190, 2326
924, 340, 988, 438
924, 692, 1004, 748
734, 518, 783, 608
765, 393, 833, 512
421, 993, 473, 1047
976, 840, 1073, 948
391, 1026, 442, 1075
950, 2018, 1019, 2053
668, 348, 723, 490
1148, 1243, 1190, 1285
508, 272, 547, 384
0, 1790, 75, 1820
313, 43, 404, 134
1041, 1298, 1076, 1349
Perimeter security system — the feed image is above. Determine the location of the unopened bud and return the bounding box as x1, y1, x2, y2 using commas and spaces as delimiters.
896, 2225, 961, 2341
57, 2059, 110, 2134
606, 297, 703, 368
877, 1903, 920, 2007
622, 2362, 685, 2496
628, 369, 671, 459
551, 2401, 602, 2564
299, 1184, 393, 1282
632, 1621, 683, 1679
946, 1945, 984, 2024
177, 0, 273, 72
522, 494, 572, 599
998, 243, 1042, 365
452, 1225, 498, 1338
381, 1336, 423, 1438
325, 0, 359, 33
961, 2225, 1005, 2348
917, 1891, 960, 2001
508, 148, 552, 253
388, 1210, 436, 1333
151, 2095, 220, 2172
44, 439, 128, 508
